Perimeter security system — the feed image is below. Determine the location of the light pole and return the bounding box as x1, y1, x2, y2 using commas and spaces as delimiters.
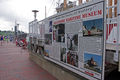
32, 10, 39, 20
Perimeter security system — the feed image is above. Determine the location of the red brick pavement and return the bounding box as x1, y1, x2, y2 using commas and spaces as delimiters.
0, 42, 57, 80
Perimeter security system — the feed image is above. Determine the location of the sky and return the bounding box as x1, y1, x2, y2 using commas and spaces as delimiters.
0, 0, 86, 33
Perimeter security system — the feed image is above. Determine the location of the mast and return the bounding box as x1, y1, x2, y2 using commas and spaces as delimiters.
86, 0, 89, 2
45, 6, 47, 18
109, 0, 112, 18
118, 0, 120, 72
78, 0, 82, 5
114, 0, 117, 17
64, 0, 67, 10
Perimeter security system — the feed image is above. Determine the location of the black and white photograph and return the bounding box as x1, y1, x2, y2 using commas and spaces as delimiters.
60, 47, 66, 63
45, 34, 52, 45
67, 34, 78, 51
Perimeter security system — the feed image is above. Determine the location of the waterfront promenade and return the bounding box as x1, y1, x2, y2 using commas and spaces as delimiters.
0, 42, 57, 80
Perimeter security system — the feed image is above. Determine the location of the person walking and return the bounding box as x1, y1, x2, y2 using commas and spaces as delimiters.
0, 35, 3, 46
0, 35, 1, 45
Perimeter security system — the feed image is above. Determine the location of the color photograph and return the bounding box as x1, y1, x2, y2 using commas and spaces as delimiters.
83, 18, 103, 36
84, 53, 102, 73
44, 50, 49, 57
67, 51, 78, 67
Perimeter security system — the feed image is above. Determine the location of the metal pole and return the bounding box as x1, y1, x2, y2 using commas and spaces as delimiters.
109, 0, 112, 18
45, 6, 47, 18
102, 0, 106, 80
114, 0, 117, 17
64, 0, 67, 10
78, 0, 82, 5
116, 0, 119, 62
86, 0, 89, 2
117, 0, 120, 71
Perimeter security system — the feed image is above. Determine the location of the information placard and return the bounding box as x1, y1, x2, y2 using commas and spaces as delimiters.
44, 0, 105, 80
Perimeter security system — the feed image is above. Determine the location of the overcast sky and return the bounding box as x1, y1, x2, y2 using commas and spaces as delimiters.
0, 0, 85, 33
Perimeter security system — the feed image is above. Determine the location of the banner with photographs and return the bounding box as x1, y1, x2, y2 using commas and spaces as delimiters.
44, 1, 105, 80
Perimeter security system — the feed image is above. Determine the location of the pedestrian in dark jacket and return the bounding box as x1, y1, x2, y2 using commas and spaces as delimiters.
0, 35, 3, 46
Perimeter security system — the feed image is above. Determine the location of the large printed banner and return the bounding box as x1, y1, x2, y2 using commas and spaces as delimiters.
44, 0, 104, 80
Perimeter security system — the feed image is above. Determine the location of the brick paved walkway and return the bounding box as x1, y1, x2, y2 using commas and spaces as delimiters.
0, 42, 57, 80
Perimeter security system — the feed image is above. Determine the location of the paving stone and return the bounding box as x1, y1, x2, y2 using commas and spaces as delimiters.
0, 42, 57, 80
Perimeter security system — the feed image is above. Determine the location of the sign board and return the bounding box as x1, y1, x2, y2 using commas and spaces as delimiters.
44, 0, 105, 80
